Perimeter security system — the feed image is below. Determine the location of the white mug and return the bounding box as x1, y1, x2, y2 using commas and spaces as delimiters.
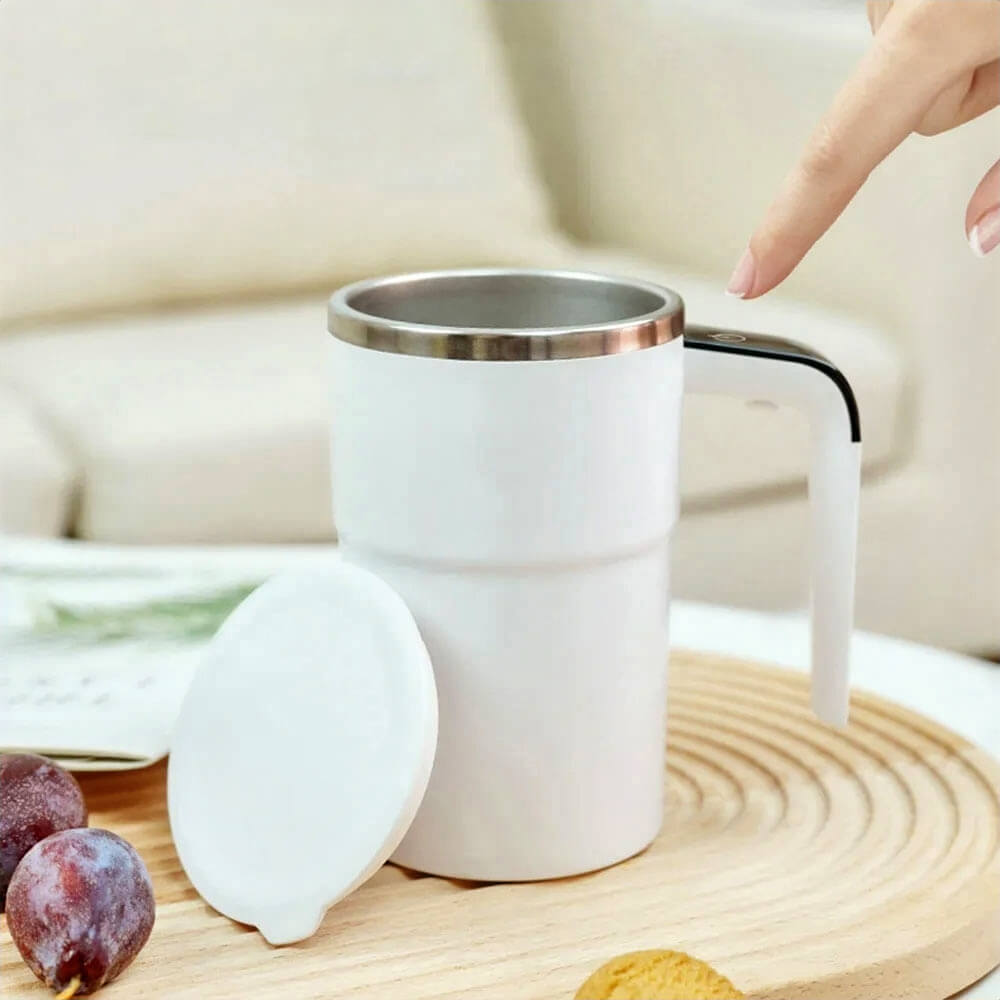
327, 269, 859, 882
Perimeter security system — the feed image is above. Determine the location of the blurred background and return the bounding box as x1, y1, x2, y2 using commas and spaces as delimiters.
2, 0, 998, 653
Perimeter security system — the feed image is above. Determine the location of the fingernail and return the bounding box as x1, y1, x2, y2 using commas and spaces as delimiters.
969, 207, 1000, 257
726, 248, 757, 298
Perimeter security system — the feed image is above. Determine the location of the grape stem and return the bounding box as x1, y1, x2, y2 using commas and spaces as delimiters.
56, 978, 81, 999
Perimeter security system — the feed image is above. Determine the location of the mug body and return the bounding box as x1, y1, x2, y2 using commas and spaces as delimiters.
329, 271, 684, 880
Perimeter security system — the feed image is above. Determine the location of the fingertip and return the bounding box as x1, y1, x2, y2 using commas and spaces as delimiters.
966, 157, 1000, 249
726, 244, 789, 300
968, 210, 1000, 257
725, 248, 757, 299
969, 225, 986, 258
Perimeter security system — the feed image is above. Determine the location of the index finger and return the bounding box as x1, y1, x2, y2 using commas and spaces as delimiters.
734, 20, 950, 299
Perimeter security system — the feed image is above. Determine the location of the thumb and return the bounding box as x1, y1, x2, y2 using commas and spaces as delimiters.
967, 157, 1000, 256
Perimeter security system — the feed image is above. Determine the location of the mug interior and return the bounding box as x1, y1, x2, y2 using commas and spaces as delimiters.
346, 272, 668, 332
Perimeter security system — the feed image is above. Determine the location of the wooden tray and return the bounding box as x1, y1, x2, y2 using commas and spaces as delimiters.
3, 651, 999, 999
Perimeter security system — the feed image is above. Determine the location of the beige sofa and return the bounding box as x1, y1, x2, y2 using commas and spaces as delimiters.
2, 1, 997, 650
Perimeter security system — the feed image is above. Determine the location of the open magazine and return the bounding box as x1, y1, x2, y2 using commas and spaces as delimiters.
0, 536, 334, 769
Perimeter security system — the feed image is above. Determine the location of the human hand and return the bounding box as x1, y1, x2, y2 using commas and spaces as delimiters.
728, 0, 1000, 299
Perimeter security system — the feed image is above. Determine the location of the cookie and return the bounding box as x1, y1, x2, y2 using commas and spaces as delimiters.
575, 949, 744, 999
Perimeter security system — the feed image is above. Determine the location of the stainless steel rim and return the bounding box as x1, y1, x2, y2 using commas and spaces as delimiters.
327, 268, 684, 361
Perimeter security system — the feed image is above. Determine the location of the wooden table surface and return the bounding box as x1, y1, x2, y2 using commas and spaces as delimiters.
3, 651, 999, 999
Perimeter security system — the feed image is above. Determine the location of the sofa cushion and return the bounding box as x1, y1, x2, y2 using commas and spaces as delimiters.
0, 253, 904, 543
0, 301, 333, 543
0, 384, 76, 537
1, 0, 559, 328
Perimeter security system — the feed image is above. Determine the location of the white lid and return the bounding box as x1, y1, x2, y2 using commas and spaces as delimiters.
167, 563, 437, 945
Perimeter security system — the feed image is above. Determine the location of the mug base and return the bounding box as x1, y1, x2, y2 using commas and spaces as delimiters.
389, 824, 662, 884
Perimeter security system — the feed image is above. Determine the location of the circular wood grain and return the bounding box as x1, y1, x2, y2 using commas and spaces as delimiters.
2, 652, 998, 1000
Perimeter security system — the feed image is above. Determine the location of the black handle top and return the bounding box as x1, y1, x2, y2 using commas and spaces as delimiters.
684, 325, 861, 443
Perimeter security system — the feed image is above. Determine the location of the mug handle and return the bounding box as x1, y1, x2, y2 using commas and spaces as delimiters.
683, 325, 861, 727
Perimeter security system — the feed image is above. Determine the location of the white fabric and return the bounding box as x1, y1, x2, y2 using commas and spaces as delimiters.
0, 385, 75, 536
0, 300, 335, 543
0, 252, 903, 544
0, 0, 558, 326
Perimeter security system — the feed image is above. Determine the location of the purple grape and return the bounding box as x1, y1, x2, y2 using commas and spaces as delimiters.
1, 753, 88, 910
6, 828, 155, 996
